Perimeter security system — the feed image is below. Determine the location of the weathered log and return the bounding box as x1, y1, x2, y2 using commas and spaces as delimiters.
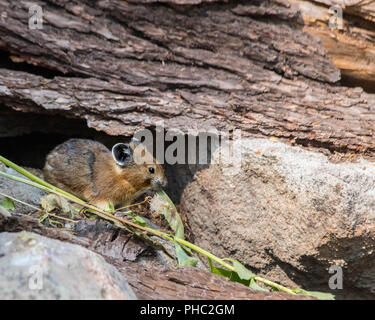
290, 0, 375, 91
0, 0, 374, 162
111, 259, 314, 300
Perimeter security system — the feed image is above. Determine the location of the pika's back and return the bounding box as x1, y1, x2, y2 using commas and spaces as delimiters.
43, 138, 110, 193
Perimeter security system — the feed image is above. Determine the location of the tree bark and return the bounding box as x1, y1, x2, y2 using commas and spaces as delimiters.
0, 0, 374, 162
291, 0, 375, 90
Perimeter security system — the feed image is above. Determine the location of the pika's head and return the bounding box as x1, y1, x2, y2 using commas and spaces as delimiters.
111, 138, 167, 193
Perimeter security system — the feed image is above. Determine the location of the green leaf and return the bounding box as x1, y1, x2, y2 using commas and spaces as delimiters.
228, 270, 251, 286
249, 278, 269, 292
39, 212, 49, 223
40, 194, 72, 214
121, 210, 148, 227
174, 242, 198, 267
208, 258, 232, 278
60, 197, 71, 214
152, 190, 185, 239
107, 199, 115, 213
293, 289, 335, 300
131, 213, 147, 227
151, 191, 198, 265
0, 197, 15, 210
223, 258, 255, 281
208, 258, 264, 289
48, 218, 64, 228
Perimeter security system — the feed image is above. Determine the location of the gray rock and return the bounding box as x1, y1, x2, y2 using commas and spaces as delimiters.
181, 138, 375, 298
0, 231, 137, 299
0, 163, 45, 215
0, 206, 10, 217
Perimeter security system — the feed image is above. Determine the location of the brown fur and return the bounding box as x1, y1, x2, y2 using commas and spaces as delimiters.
43, 139, 166, 210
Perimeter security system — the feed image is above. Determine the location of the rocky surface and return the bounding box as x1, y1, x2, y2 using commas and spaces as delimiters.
0, 163, 45, 215
0, 231, 137, 299
0, 223, 312, 299
181, 138, 375, 299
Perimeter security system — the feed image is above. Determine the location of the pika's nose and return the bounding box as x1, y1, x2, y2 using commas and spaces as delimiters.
153, 178, 167, 190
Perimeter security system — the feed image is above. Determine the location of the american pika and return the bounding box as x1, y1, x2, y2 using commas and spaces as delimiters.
43, 138, 167, 210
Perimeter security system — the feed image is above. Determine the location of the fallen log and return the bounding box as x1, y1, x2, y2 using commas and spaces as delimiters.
0, 0, 374, 162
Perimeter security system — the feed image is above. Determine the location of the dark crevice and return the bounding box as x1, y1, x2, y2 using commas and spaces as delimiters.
0, 51, 78, 79
0, 109, 212, 205
263, 249, 336, 294
294, 137, 366, 155
340, 72, 375, 94
344, 7, 375, 36
0, 111, 114, 168
110, 229, 120, 242
167, 277, 188, 286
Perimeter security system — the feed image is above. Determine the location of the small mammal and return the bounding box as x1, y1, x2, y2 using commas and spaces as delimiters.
43, 138, 167, 210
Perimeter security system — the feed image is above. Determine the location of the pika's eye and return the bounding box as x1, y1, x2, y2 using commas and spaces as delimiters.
148, 167, 155, 174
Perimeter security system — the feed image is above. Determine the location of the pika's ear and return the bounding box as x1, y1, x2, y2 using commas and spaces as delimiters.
112, 143, 133, 166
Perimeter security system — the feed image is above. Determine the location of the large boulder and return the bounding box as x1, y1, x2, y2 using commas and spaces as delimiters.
0, 231, 137, 299
181, 138, 375, 299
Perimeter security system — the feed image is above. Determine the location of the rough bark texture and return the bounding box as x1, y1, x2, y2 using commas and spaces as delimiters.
291, 0, 375, 91
112, 259, 313, 300
0, 0, 375, 161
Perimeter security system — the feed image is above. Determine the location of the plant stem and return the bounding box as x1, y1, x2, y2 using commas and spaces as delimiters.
114, 197, 151, 212
0, 156, 84, 204
253, 276, 296, 295
169, 236, 296, 294
0, 171, 169, 236
45, 212, 79, 223
172, 237, 234, 270
0, 190, 41, 212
